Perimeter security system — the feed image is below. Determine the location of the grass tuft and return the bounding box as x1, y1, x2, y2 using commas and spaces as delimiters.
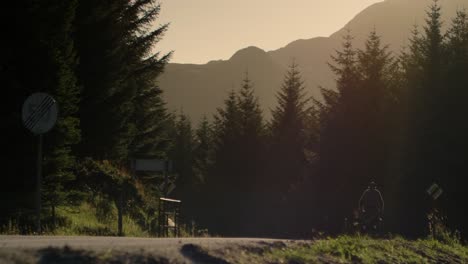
266, 235, 468, 264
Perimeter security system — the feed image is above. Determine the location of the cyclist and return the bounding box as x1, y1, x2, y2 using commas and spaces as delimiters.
358, 180, 384, 232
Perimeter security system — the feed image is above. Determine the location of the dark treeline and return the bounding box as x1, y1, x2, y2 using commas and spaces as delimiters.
175, 1, 468, 239
1, 0, 468, 239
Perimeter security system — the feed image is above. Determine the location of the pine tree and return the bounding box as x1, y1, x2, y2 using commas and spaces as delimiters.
213, 90, 242, 155
317, 32, 360, 205
191, 115, 215, 232
328, 30, 360, 105
193, 116, 214, 185
357, 30, 402, 232
271, 63, 310, 138
75, 0, 171, 235
76, 0, 170, 162
206, 74, 266, 235
170, 112, 205, 231
75, 0, 137, 161
236, 72, 266, 235
239, 73, 264, 140
317, 31, 359, 229
402, 0, 446, 237
207, 90, 242, 235
125, 1, 172, 221
269, 62, 309, 192
317, 29, 396, 233
172, 112, 195, 198
212, 90, 242, 192
271, 62, 311, 187
356, 29, 394, 180
237, 72, 265, 188
441, 10, 468, 236
129, 1, 172, 160
267, 62, 312, 235
37, 0, 82, 226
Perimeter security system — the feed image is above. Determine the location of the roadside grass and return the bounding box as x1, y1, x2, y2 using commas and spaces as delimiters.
49, 203, 147, 237
1, 201, 199, 237
265, 235, 468, 264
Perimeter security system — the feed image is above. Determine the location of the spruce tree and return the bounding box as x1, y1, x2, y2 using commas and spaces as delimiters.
442, 10, 468, 236
208, 74, 266, 235
317, 31, 360, 232
170, 112, 203, 231
213, 90, 242, 153
357, 30, 401, 232
239, 73, 264, 139
238, 72, 265, 189
75, 0, 137, 161
212, 90, 242, 190
76, 0, 170, 162
236, 72, 266, 235
317, 29, 396, 233
75, 0, 171, 234
270, 62, 310, 189
356, 29, 394, 180
129, 1, 172, 160
191, 116, 215, 232
402, 0, 446, 237
209, 90, 242, 235
37, 0, 82, 226
193, 116, 214, 185
172, 112, 195, 198
126, 1, 172, 223
268, 62, 311, 235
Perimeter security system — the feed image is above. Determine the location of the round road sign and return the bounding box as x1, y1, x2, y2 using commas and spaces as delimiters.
22, 93, 58, 134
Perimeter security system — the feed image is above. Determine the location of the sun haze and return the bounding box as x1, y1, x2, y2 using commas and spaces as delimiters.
156, 0, 383, 64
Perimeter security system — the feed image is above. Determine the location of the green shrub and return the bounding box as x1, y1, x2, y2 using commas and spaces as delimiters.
427, 208, 461, 246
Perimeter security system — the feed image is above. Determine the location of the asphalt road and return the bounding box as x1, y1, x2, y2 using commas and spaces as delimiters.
0, 235, 296, 263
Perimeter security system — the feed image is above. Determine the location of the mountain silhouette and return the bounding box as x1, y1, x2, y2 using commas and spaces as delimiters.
158, 0, 468, 122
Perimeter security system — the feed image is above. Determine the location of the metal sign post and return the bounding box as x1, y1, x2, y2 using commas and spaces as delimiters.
36, 134, 43, 234
22, 93, 58, 234
158, 197, 181, 237
131, 159, 179, 236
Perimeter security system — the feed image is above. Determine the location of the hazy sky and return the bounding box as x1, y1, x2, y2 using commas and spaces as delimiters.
156, 0, 383, 64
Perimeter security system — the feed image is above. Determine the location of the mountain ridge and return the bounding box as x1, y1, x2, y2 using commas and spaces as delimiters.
158, 0, 468, 122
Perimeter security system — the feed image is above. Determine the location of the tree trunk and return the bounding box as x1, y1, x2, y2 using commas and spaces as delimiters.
51, 205, 56, 230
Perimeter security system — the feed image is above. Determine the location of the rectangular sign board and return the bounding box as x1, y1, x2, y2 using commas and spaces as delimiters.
134, 159, 172, 172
